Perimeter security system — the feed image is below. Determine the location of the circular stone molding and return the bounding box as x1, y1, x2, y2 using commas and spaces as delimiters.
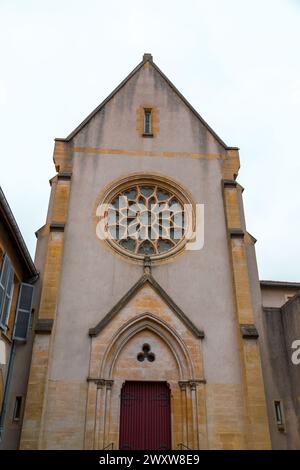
95, 174, 195, 262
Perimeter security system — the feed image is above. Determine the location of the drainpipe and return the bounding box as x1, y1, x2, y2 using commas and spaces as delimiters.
0, 340, 17, 441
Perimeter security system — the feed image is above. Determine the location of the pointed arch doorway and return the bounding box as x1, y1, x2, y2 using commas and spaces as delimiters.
85, 277, 207, 450
119, 381, 171, 450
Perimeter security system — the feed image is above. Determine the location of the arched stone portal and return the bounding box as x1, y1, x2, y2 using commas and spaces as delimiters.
84, 277, 207, 450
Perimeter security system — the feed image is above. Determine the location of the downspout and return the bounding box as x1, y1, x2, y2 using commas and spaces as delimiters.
0, 340, 17, 441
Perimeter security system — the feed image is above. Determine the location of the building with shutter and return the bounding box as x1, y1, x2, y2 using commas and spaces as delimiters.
19, 54, 300, 450
0, 187, 37, 449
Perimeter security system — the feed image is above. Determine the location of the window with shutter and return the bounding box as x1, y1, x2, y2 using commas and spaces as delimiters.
0, 254, 14, 330
13, 283, 34, 341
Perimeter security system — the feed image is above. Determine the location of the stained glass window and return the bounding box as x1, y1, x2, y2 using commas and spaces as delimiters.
106, 184, 186, 258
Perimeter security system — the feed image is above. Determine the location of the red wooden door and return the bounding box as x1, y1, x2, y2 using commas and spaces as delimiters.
119, 381, 171, 450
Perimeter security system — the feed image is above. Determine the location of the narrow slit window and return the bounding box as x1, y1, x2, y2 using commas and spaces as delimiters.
13, 396, 22, 421
274, 400, 284, 429
144, 109, 152, 135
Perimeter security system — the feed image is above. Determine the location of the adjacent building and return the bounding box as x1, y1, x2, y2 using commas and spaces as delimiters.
0, 186, 37, 449
259, 281, 300, 449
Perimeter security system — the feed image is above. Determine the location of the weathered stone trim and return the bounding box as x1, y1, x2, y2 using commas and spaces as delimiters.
179, 379, 206, 390
87, 378, 114, 389
143, 53, 153, 62
222, 179, 237, 188
57, 172, 72, 181
229, 228, 244, 238
74, 146, 224, 160
240, 324, 259, 339
20, 153, 72, 449
49, 222, 65, 232
89, 273, 205, 339
222, 174, 272, 449
35, 319, 54, 334
52, 140, 73, 173
245, 232, 257, 245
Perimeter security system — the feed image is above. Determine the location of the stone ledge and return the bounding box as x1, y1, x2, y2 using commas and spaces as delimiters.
57, 172, 72, 181
142, 133, 154, 138
49, 222, 65, 232
222, 179, 237, 188
240, 324, 259, 339
229, 228, 244, 238
35, 319, 53, 334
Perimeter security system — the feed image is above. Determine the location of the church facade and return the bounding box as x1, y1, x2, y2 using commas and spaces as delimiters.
19, 54, 296, 450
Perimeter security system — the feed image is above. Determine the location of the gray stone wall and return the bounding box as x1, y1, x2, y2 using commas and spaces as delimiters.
262, 294, 300, 449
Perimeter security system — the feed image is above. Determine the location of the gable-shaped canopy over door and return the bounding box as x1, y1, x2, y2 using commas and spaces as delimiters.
85, 272, 206, 450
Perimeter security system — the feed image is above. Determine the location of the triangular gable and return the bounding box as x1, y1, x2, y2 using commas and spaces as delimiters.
56, 53, 235, 150
89, 272, 204, 339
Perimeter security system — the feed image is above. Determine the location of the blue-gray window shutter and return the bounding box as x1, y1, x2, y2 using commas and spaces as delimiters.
13, 283, 34, 341
0, 254, 14, 328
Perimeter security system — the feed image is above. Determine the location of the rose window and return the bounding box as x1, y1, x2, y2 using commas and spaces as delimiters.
103, 182, 190, 259
96, 175, 194, 261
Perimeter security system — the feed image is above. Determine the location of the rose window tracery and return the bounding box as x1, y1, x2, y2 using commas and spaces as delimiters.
97, 176, 194, 261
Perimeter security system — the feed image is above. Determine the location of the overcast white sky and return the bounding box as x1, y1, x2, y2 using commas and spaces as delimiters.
0, 0, 299, 281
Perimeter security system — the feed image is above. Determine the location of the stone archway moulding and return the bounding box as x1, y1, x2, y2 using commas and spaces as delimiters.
99, 312, 195, 381
85, 311, 207, 450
